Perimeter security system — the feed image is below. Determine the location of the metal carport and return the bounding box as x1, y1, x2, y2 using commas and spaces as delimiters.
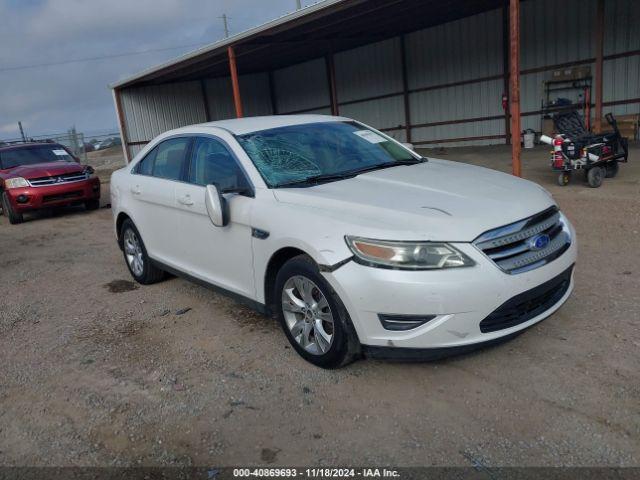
112, 0, 640, 177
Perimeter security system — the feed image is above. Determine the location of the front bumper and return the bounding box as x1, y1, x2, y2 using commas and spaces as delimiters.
322, 222, 577, 353
5, 178, 100, 212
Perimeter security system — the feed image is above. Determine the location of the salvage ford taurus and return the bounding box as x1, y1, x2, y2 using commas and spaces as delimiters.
110, 115, 577, 368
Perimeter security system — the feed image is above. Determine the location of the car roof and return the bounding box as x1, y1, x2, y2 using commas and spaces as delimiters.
0, 142, 63, 152
189, 114, 352, 136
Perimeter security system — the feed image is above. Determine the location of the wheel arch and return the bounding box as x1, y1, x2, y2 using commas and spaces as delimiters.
115, 212, 132, 248
263, 247, 310, 315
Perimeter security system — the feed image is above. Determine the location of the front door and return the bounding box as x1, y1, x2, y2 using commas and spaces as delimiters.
127, 137, 191, 267
173, 136, 255, 299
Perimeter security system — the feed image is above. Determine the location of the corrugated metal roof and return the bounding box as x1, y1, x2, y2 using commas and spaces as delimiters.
110, 0, 350, 89
112, 0, 507, 89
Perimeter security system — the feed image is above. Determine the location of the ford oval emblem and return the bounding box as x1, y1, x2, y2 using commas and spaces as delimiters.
529, 233, 550, 251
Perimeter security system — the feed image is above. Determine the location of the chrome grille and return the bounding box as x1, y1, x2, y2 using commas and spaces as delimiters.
474, 207, 571, 274
28, 172, 88, 187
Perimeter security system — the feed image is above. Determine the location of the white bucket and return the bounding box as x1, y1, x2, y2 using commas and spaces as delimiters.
524, 131, 535, 149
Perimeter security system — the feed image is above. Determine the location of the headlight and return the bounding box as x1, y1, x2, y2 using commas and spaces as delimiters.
558, 211, 572, 240
5, 177, 29, 189
345, 236, 475, 270
83, 165, 97, 178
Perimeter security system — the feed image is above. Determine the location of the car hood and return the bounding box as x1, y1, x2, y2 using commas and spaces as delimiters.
4, 161, 83, 179
272, 159, 555, 242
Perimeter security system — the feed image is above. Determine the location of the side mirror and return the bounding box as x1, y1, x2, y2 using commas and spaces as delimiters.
402, 142, 415, 151
205, 184, 228, 227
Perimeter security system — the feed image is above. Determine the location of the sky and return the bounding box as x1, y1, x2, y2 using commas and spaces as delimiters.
0, 0, 312, 140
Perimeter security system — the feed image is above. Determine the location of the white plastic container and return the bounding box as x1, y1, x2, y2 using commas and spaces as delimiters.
524, 131, 535, 149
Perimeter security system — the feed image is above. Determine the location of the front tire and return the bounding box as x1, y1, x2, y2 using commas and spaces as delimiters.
275, 255, 360, 368
557, 171, 571, 186
2, 192, 24, 224
587, 166, 604, 188
120, 219, 164, 284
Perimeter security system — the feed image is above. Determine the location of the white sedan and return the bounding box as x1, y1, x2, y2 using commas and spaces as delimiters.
110, 115, 577, 368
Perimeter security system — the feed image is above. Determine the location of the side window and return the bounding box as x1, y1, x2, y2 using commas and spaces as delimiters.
188, 137, 250, 191
136, 146, 157, 176
151, 138, 190, 181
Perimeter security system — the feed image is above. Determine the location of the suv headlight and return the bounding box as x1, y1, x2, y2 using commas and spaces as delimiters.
5, 177, 29, 189
345, 236, 475, 270
83, 165, 97, 178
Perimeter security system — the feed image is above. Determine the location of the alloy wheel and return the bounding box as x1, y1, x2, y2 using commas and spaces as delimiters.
281, 275, 335, 355
123, 228, 144, 277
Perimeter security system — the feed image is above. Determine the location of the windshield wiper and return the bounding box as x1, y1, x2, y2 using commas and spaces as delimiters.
274, 158, 426, 188
274, 171, 360, 188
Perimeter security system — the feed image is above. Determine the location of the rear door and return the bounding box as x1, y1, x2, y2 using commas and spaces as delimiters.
127, 137, 192, 266
173, 135, 256, 298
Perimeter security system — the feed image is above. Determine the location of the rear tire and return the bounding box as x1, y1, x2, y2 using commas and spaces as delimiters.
605, 161, 619, 178
120, 219, 164, 284
85, 199, 100, 211
274, 254, 360, 368
2, 192, 24, 224
587, 166, 604, 188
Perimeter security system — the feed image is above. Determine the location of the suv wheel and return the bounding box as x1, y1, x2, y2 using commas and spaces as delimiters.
120, 219, 164, 284
2, 192, 24, 225
275, 255, 360, 368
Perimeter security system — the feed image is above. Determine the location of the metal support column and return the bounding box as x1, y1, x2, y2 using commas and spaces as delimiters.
227, 46, 243, 118
502, 1, 511, 145
268, 70, 278, 115
325, 54, 339, 116
399, 35, 412, 143
112, 88, 130, 163
200, 79, 211, 121
509, 0, 522, 177
594, 0, 605, 133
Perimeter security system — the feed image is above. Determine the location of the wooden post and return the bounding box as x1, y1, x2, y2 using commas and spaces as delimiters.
227, 46, 243, 118
594, 0, 605, 133
400, 35, 412, 143
325, 54, 339, 116
509, 0, 522, 177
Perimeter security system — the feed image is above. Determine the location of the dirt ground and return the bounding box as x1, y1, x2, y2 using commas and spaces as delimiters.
0, 143, 638, 467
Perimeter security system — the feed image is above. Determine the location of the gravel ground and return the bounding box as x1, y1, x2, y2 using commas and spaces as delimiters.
0, 143, 638, 467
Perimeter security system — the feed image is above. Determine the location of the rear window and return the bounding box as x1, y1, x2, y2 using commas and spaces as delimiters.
0, 145, 75, 169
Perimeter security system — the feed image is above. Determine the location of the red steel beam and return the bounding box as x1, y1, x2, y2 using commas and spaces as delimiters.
594, 0, 605, 133
502, 1, 511, 145
227, 46, 244, 118
509, 0, 522, 177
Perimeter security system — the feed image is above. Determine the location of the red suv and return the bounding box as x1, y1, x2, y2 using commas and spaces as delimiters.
0, 142, 101, 224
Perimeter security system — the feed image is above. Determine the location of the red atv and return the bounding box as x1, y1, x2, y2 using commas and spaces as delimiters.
0, 141, 100, 224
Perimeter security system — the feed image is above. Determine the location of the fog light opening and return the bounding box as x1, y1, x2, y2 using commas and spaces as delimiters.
16, 195, 29, 204
378, 314, 436, 331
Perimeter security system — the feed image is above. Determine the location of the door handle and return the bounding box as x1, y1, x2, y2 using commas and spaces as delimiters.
177, 195, 194, 206
131, 186, 141, 195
